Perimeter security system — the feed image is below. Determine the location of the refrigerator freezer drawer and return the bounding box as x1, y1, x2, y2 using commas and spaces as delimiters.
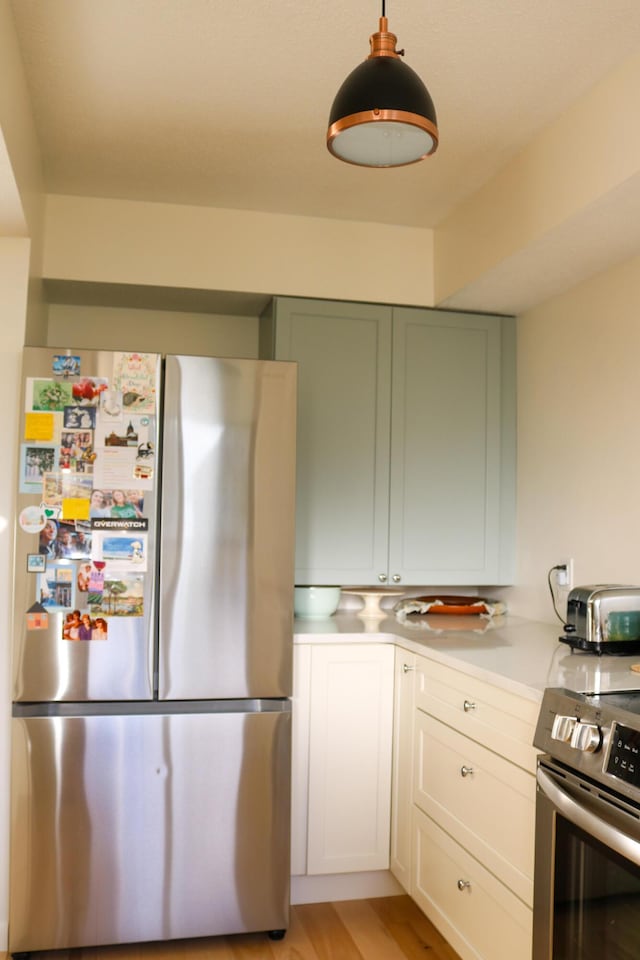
9, 706, 291, 952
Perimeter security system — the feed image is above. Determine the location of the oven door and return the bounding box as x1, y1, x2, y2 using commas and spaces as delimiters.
533, 757, 640, 960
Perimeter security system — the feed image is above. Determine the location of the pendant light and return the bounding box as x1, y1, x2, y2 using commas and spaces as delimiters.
326, 1, 438, 168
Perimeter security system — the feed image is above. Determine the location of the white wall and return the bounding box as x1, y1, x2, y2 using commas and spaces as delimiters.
48, 304, 259, 358
43, 195, 435, 309
0, 2, 48, 948
434, 51, 640, 315
493, 249, 640, 623
0, 238, 31, 951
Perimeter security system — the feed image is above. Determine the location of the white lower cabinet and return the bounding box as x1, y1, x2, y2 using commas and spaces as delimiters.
413, 806, 533, 960
413, 711, 536, 905
391, 651, 538, 960
390, 647, 415, 891
292, 643, 395, 876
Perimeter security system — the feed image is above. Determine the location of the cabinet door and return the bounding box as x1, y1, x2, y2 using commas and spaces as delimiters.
390, 648, 415, 891
307, 644, 394, 875
269, 297, 392, 586
389, 308, 515, 585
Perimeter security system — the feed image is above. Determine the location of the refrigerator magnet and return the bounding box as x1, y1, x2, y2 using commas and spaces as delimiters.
26, 554, 46, 573
63, 405, 97, 430
26, 602, 49, 631
133, 442, 154, 481
40, 502, 61, 521
87, 565, 105, 596
52, 355, 81, 378
19, 504, 46, 534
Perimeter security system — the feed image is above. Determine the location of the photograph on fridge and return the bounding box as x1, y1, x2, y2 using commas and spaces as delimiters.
88, 489, 146, 520
37, 562, 75, 611
59, 430, 94, 471
76, 562, 92, 593
41, 471, 94, 506
62, 610, 110, 641
19, 444, 59, 493
39, 520, 92, 560
68, 377, 109, 405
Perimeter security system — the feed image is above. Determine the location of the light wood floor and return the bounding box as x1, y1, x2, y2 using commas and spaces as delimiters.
3, 896, 463, 960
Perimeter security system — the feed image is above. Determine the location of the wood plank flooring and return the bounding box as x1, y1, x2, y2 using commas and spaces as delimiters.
2, 896, 463, 960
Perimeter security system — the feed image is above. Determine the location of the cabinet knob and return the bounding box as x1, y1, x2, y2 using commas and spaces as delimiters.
457, 879, 471, 892
402, 663, 414, 673
378, 573, 387, 583
463, 700, 476, 712
392, 574, 401, 583
460, 765, 474, 778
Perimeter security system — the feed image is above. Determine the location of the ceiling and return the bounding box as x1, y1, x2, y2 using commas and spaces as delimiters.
8, 0, 640, 310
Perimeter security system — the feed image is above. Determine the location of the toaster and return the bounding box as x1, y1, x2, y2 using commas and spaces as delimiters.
561, 585, 640, 655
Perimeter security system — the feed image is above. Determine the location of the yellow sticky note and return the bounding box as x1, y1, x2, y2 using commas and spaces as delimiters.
62, 497, 90, 521
25, 412, 55, 441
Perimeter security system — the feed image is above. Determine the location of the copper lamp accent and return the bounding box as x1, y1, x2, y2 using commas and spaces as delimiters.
327, 5, 439, 168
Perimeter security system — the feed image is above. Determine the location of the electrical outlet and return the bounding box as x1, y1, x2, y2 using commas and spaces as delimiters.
556, 559, 574, 591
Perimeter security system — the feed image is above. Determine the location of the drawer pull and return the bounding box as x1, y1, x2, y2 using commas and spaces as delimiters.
460, 765, 474, 778
457, 879, 471, 892
463, 700, 476, 712
402, 663, 414, 673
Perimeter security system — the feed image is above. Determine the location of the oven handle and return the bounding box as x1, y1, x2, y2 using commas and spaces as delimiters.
537, 766, 640, 868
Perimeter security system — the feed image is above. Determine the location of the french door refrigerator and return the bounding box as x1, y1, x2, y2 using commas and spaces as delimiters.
9, 348, 297, 954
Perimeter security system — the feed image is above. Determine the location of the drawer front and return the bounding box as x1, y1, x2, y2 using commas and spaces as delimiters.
413, 806, 532, 960
414, 712, 535, 904
415, 655, 539, 771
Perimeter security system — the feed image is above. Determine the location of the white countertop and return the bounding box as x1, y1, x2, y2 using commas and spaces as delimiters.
294, 613, 640, 703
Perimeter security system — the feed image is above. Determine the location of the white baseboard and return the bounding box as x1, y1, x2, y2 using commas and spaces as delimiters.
290, 869, 403, 904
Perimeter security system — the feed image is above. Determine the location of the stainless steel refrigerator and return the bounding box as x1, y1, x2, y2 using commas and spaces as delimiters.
9, 349, 297, 953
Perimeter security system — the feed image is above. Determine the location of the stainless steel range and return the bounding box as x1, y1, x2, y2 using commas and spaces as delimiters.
533, 686, 640, 959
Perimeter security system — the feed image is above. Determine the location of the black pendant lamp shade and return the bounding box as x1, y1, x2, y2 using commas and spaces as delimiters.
327, 11, 438, 168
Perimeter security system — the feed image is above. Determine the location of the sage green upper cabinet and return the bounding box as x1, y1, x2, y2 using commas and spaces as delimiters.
261, 297, 393, 585
389, 307, 515, 585
261, 297, 515, 587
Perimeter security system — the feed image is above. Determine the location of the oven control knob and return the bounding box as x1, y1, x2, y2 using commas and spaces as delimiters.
551, 715, 578, 743
570, 722, 602, 753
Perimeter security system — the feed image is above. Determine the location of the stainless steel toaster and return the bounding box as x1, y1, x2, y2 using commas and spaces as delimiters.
561, 585, 640, 655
